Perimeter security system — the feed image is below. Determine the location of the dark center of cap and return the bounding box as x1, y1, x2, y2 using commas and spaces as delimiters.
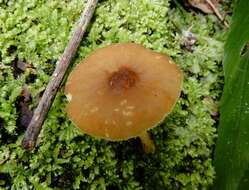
108, 67, 138, 91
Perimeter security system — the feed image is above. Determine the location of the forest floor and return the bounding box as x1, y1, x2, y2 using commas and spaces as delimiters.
0, 0, 232, 189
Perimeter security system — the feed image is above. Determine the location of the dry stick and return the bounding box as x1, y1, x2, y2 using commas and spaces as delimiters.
205, 0, 229, 27
22, 0, 98, 151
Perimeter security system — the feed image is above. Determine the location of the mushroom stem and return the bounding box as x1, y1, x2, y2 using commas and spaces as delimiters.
138, 131, 155, 153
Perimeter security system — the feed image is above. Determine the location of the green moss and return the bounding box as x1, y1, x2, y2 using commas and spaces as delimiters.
0, 0, 229, 189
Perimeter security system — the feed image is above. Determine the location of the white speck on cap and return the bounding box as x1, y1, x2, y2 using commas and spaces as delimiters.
126, 106, 135, 110
123, 111, 133, 116
66, 93, 72, 102
120, 99, 128, 106
90, 107, 99, 113
114, 108, 119, 112
126, 121, 133, 126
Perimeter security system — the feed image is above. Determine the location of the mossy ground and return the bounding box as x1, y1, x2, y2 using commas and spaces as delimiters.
0, 0, 231, 189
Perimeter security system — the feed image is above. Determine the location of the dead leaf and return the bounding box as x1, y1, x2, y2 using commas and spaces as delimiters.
187, 0, 219, 14
16, 85, 33, 128
187, 0, 229, 27
12, 58, 37, 79
20, 85, 32, 102
12, 58, 27, 78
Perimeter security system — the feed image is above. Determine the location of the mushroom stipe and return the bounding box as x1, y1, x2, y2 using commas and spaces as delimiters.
65, 43, 182, 153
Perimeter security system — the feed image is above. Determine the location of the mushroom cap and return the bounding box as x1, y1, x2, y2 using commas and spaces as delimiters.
65, 43, 182, 141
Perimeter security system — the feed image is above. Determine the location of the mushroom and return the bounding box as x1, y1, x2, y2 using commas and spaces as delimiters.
64, 43, 182, 153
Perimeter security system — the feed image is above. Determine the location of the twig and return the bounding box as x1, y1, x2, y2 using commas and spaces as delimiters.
22, 0, 98, 151
205, 0, 229, 27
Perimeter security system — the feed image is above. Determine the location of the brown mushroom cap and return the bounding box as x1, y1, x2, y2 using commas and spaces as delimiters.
65, 43, 182, 141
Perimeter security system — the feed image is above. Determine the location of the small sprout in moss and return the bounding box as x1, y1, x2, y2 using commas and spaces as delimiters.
65, 43, 182, 153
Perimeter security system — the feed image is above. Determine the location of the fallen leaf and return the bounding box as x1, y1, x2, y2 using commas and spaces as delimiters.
12, 58, 27, 78
187, 0, 219, 13
20, 85, 32, 102
16, 85, 33, 128
187, 0, 229, 27
11, 58, 37, 79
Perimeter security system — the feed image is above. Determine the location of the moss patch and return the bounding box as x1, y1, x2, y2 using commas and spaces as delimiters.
0, 0, 229, 189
